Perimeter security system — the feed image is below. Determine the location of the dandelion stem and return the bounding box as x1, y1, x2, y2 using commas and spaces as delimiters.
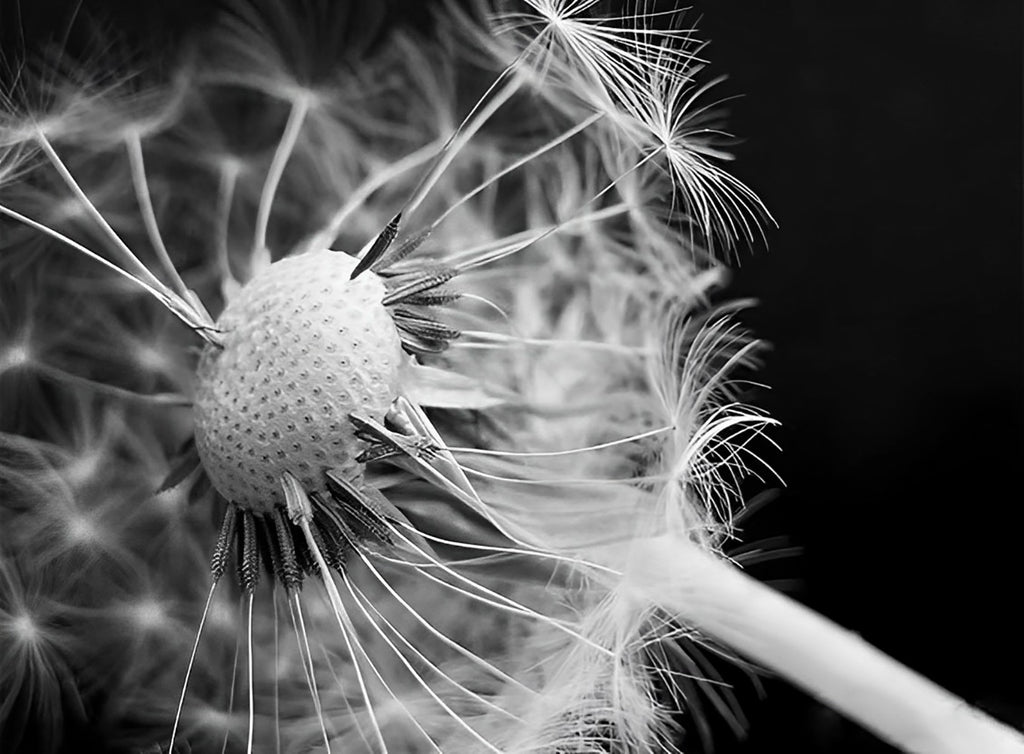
125, 132, 192, 301
628, 537, 1024, 754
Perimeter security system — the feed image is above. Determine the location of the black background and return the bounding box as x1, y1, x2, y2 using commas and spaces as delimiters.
2, 1, 1021, 751
702, 2, 1023, 751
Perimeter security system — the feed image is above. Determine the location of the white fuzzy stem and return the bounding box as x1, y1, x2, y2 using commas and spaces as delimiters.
628, 536, 1024, 753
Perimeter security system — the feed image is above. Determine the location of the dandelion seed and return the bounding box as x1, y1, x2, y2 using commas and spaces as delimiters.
0, 556, 85, 753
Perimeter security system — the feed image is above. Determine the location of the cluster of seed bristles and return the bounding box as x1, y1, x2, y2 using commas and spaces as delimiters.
208, 474, 400, 595
324, 471, 397, 547
350, 412, 440, 464
346, 213, 464, 355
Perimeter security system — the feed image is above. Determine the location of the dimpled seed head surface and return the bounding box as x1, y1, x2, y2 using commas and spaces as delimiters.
193, 249, 404, 512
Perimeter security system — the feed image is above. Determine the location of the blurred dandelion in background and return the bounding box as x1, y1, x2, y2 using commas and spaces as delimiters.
1, 1, 1022, 753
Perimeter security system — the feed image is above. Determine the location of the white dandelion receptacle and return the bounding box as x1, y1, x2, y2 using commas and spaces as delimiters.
0, 2, 1021, 753
192, 249, 404, 509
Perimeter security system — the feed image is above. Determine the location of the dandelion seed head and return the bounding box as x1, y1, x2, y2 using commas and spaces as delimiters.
193, 248, 403, 511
